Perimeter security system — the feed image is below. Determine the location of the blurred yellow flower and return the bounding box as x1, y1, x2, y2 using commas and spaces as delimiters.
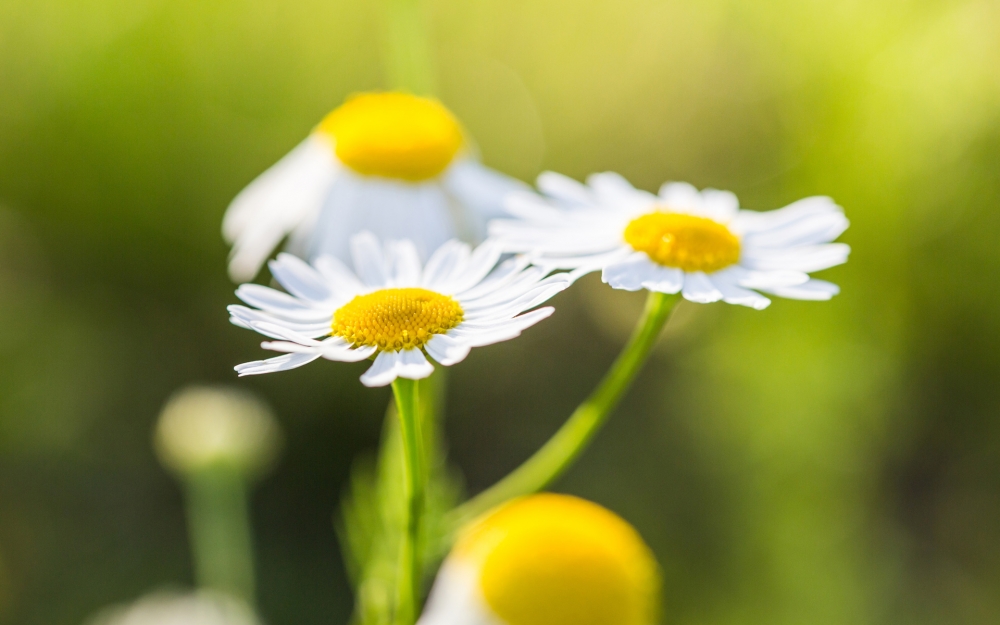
222, 92, 525, 282
419, 494, 660, 625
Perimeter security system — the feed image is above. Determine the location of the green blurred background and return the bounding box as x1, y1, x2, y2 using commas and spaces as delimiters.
2, 0, 999, 623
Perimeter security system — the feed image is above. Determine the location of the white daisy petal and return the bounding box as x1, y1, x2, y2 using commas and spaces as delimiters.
349, 231, 389, 287
443, 159, 529, 236
229, 315, 251, 330
681, 272, 723, 303
246, 320, 323, 345
425, 334, 473, 366
259, 340, 321, 354
447, 239, 504, 294
721, 267, 810, 289
537, 171, 594, 205
741, 208, 848, 248
700, 189, 740, 222
395, 348, 435, 380
455, 256, 533, 301
318, 340, 377, 362
710, 273, 771, 310
231, 297, 329, 322
418, 562, 500, 625
313, 255, 365, 296
229, 307, 331, 337
585, 171, 656, 209
757, 278, 841, 300
235, 351, 322, 376
268, 253, 332, 303
528, 248, 633, 274
423, 240, 472, 289
234, 284, 320, 317
730, 196, 842, 234
309, 174, 456, 263
489, 223, 623, 256
458, 267, 549, 308
502, 192, 570, 223
224, 136, 338, 282
463, 276, 571, 320
454, 307, 555, 347
360, 351, 404, 387
640, 265, 684, 294
386, 240, 424, 287
602, 254, 661, 291
657, 182, 702, 212
742, 243, 851, 273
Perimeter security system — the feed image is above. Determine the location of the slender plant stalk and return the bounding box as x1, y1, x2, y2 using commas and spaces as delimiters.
382, 0, 435, 94
185, 465, 256, 603
392, 377, 424, 625
449, 292, 680, 527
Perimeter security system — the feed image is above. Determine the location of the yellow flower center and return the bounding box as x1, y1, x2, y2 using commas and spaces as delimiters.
317, 92, 463, 182
624, 211, 741, 273
331, 288, 463, 352
454, 494, 660, 625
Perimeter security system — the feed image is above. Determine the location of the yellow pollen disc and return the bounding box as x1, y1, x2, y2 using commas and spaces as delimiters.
454, 494, 660, 625
331, 288, 463, 352
317, 92, 463, 182
624, 211, 741, 273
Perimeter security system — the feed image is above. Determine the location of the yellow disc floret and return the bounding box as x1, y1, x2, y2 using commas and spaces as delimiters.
317, 92, 463, 182
332, 288, 463, 352
624, 211, 741, 273
454, 494, 660, 625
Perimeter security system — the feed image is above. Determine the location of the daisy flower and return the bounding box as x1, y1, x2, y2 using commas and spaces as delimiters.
490, 172, 850, 310
419, 494, 660, 625
229, 233, 571, 387
222, 92, 525, 282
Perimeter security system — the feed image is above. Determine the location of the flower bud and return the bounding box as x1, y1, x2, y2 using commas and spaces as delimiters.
154, 386, 281, 479
85, 591, 260, 625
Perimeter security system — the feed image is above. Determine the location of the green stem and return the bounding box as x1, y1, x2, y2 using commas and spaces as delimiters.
392, 377, 424, 625
185, 465, 256, 603
450, 291, 680, 527
382, 0, 435, 94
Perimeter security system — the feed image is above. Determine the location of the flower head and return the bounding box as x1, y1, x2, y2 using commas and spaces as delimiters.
222, 92, 525, 282
154, 386, 282, 479
419, 494, 660, 625
229, 233, 571, 387
491, 172, 850, 309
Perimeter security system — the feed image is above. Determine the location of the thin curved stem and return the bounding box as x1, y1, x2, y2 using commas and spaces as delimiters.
392, 377, 424, 625
449, 291, 680, 527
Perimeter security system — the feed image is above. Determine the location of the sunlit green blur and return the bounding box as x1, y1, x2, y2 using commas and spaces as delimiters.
1, 1, 999, 624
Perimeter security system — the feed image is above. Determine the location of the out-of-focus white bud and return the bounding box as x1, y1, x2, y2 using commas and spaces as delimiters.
155, 386, 282, 479
85, 591, 261, 625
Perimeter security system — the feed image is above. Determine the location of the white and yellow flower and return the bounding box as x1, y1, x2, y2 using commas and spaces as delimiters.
490, 172, 850, 309
229, 233, 570, 387
223, 92, 525, 282
418, 494, 660, 625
